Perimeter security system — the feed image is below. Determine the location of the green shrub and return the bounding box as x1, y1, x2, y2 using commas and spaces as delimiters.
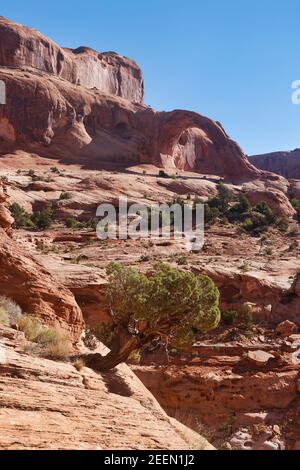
31, 205, 53, 230
10, 203, 54, 230
222, 309, 239, 325
18, 315, 44, 341
65, 217, 77, 229
204, 205, 220, 225
51, 167, 61, 174
78, 263, 221, 371
139, 255, 150, 262
254, 201, 276, 224
227, 194, 252, 223
239, 304, 253, 330
291, 198, 300, 210
9, 203, 34, 229
128, 349, 142, 364
239, 261, 250, 272
65, 217, 97, 230
275, 217, 289, 232
59, 191, 72, 201
240, 213, 268, 236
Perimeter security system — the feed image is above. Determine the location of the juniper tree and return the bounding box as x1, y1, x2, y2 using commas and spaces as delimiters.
81, 262, 220, 371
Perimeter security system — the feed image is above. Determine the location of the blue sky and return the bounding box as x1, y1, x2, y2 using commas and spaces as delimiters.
1, 0, 300, 155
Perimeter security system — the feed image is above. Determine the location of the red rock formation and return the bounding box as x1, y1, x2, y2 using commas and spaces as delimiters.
250, 150, 300, 179
0, 16, 144, 103
0, 325, 213, 450
0, 182, 83, 342
153, 113, 260, 179
245, 188, 296, 218
134, 363, 300, 450
0, 16, 262, 181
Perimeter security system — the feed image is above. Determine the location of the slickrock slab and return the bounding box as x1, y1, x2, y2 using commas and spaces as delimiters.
0, 326, 211, 450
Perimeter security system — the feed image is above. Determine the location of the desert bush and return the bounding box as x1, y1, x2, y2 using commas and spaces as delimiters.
274, 217, 289, 232
291, 198, 300, 210
204, 205, 220, 225
139, 255, 150, 262
0, 307, 9, 325
176, 256, 189, 266
240, 213, 269, 236
222, 309, 239, 325
18, 315, 71, 357
43, 329, 72, 357
0, 296, 22, 324
78, 262, 220, 371
239, 261, 250, 272
65, 217, 77, 229
239, 304, 253, 330
59, 191, 72, 200
9, 203, 35, 229
9, 203, 54, 230
65, 217, 97, 230
18, 315, 44, 341
31, 205, 54, 230
222, 304, 253, 330
227, 194, 252, 223
203, 188, 288, 236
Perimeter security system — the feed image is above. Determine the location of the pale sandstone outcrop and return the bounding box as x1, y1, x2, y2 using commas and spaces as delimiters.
251, 150, 300, 179
0, 325, 212, 450
0, 183, 83, 341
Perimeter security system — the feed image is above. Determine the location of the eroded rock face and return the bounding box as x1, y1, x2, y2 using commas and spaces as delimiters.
0, 16, 144, 103
133, 342, 300, 450
251, 150, 300, 179
0, 325, 213, 450
0, 16, 263, 181
160, 120, 259, 179
0, 182, 83, 342
246, 188, 296, 218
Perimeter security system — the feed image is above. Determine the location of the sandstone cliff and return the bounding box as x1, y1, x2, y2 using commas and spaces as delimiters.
250, 150, 300, 179
0, 16, 262, 181
0, 16, 144, 103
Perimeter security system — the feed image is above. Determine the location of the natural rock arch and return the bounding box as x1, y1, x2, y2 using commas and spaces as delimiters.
150, 110, 260, 179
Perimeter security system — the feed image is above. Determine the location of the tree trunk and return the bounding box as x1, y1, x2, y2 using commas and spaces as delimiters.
80, 325, 141, 371
82, 337, 139, 371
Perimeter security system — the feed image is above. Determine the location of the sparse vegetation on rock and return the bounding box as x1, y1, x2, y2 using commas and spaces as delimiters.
80, 262, 220, 371
9, 203, 54, 230
18, 314, 72, 357
203, 184, 290, 236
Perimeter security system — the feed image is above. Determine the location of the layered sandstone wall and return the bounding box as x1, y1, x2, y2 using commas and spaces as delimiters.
0, 16, 144, 103
0, 16, 265, 181
0, 324, 213, 450
250, 150, 300, 180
